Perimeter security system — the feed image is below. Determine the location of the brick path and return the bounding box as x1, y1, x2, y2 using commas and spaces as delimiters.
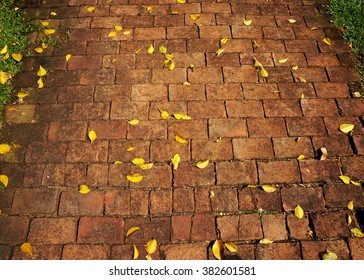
0, 0, 363, 260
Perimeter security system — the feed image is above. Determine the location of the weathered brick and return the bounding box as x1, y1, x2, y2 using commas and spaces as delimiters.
172, 52, 206, 68
36, 104, 73, 122
109, 140, 150, 163
168, 120, 208, 139
86, 163, 109, 186
264, 100, 302, 117
192, 139, 233, 161
67, 55, 102, 70
248, 118, 287, 137
263, 27, 295, 39
195, 188, 211, 212
173, 188, 195, 213
150, 189, 172, 215
354, 135, 364, 155
130, 190, 149, 216
226, 100, 264, 117
327, 67, 361, 83
172, 215, 192, 241
211, 187, 238, 213
167, 26, 198, 39
170, 3, 201, 14
169, 84, 206, 101
202, 3, 231, 13
130, 164, 172, 189
279, 83, 317, 99
188, 101, 226, 119
232, 26, 263, 39
312, 210, 350, 239
26, 142, 67, 163
154, 15, 184, 27
110, 101, 149, 120
71, 102, 110, 120
59, 191, 104, 216
94, 85, 130, 102
66, 141, 108, 162
209, 119, 248, 139
0, 216, 29, 244
131, 84, 168, 101
80, 69, 116, 85
233, 138, 274, 160
273, 137, 315, 158
206, 83, 243, 100
12, 245, 62, 260
200, 26, 231, 39
188, 68, 223, 83
299, 159, 341, 183
285, 39, 318, 52
134, 27, 166, 40
258, 160, 300, 184
187, 38, 219, 52
162, 243, 207, 260
324, 116, 363, 135
65, 164, 87, 187
116, 69, 151, 84
256, 243, 301, 260
206, 52, 240, 67
312, 135, 353, 157
349, 238, 364, 260
150, 140, 190, 163
88, 120, 127, 140
149, 101, 187, 120
243, 83, 279, 99
5, 105, 36, 124
123, 15, 154, 28
281, 186, 325, 211
103, 54, 135, 69
262, 214, 288, 241
217, 215, 239, 241
48, 121, 87, 141
174, 162, 215, 187
301, 99, 338, 117
127, 120, 167, 140
336, 98, 364, 117
62, 244, 110, 260
216, 161, 257, 185
239, 214, 263, 240
0, 188, 14, 214
324, 183, 364, 208
252, 187, 282, 211
191, 214, 216, 241
58, 85, 94, 103
286, 213, 311, 240
286, 117, 326, 136
301, 240, 350, 260
223, 66, 258, 83
152, 68, 186, 83
238, 188, 255, 211
104, 190, 130, 216
272, 52, 307, 67
306, 53, 340, 67
341, 157, 364, 180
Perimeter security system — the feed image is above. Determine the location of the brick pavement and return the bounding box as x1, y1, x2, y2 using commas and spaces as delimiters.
0, 0, 363, 260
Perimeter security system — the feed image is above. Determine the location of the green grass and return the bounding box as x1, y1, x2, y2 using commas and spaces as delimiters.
0, 0, 36, 117
327, 0, 364, 86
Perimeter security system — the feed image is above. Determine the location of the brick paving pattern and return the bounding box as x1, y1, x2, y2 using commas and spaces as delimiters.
0, 0, 363, 260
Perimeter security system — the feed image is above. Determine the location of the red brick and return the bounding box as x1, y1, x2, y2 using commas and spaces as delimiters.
173, 188, 195, 213
78, 217, 124, 244
211, 187, 238, 212
239, 214, 263, 240
127, 120, 167, 140
170, 3, 201, 14
36, 104, 73, 122
167, 26, 198, 39
53, 41, 86, 56
286, 117, 326, 136
312, 135, 353, 156
104, 190, 130, 216
12, 245, 62, 260
64, 164, 86, 186
109, 140, 150, 163
226, 100, 264, 117
252, 187, 282, 211
216, 161, 257, 185
103, 54, 135, 69
285, 40, 318, 52
200, 26, 231, 39
188, 68, 223, 83
155, 15, 184, 27
26, 142, 67, 163
48, 121, 87, 141
233, 138, 274, 160
150, 189, 172, 215
58, 85, 94, 103
341, 157, 364, 180
78, 5, 109, 17
0, 188, 14, 214
306, 53, 340, 67
131, 84, 168, 101
262, 214, 288, 241
209, 119, 248, 138
80, 69, 116, 85
261, 66, 293, 83
243, 83, 279, 99
130, 164, 172, 189
324, 116, 363, 135
12, 188, 58, 215
71, 103, 110, 120
261, 4, 290, 15
301, 240, 350, 260
110, 245, 138, 260
174, 162, 215, 187
116, 69, 151, 84
232, 26, 263, 39
324, 183, 364, 208
273, 137, 315, 158
150, 140, 190, 163
62, 244, 110, 260
279, 83, 317, 99
149, 101, 187, 120
248, 118, 287, 137
172, 215, 192, 241
69, 29, 101, 42
108, 164, 130, 187
191, 214, 216, 241
217, 14, 275, 27
187, 38, 219, 52
327, 67, 361, 83
5, 104, 36, 123
168, 120, 208, 139
349, 238, 364, 260
172, 52, 206, 68
312, 210, 350, 239
86, 164, 108, 186
263, 27, 295, 39
264, 100, 302, 117
240, 52, 274, 67
314, 82, 349, 98
256, 243, 301, 260
152, 68, 186, 83
110, 5, 139, 16
131, 190, 149, 216
300, 159, 341, 183
238, 188, 255, 211
133, 27, 166, 40
66, 141, 108, 162
206, 52, 240, 67
89, 16, 121, 29
162, 243, 207, 260
195, 188, 211, 213
59, 191, 104, 216
275, 15, 306, 27
281, 186, 325, 211
88, 120, 127, 139
258, 161, 300, 184
192, 139, 233, 160
41, 163, 65, 187
293, 26, 325, 40
185, 13, 216, 26
223, 66, 258, 83
123, 15, 154, 28
301, 99, 338, 117
202, 2, 231, 13
206, 83, 242, 100
169, 84, 206, 101
286, 213, 311, 240
294, 67, 328, 82
252, 39, 286, 53
223, 39, 252, 53
336, 98, 364, 116
94, 85, 130, 102
188, 101, 226, 119
67, 55, 102, 70
272, 52, 307, 67
110, 101, 149, 120
28, 218, 77, 244
0, 216, 29, 244
217, 215, 239, 241
354, 135, 364, 155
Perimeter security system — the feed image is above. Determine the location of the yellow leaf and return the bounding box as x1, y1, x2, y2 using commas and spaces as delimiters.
165, 54, 174, 61
145, 254, 152, 260
274, 90, 281, 94
20, 243, 32, 256
108, 31, 117, 38
350, 228, 364, 238
128, 119, 139, 125
177, 0, 186, 3
113, 161, 123, 165
260, 67, 269, 78
189, 14, 200, 20
147, 6, 153, 13
1, 45, 8, 54
295, 205, 304, 219
209, 190, 215, 198
126, 227, 140, 240
224, 242, 238, 252
2, 53, 10, 60
183, 81, 191, 86
171, 11, 179, 15
44, 29, 56, 35
348, 215, 352, 226
189, 63, 195, 71
37, 78, 44, 88
0, 144, 11, 154
259, 238, 273, 244
159, 45, 167, 54
79, 185, 90, 194
37, 65, 47, 77
133, 245, 139, 260
196, 160, 209, 169
123, 30, 131, 35
126, 174, 143, 183
87, 7, 95, 12
350, 180, 361, 187
339, 123, 355, 134
278, 58, 288, 64
300, 93, 305, 99
253, 57, 263, 68
291, 65, 299, 70
220, 38, 229, 45
169, 61, 175, 70
243, 19, 252, 26
88, 130, 97, 143
42, 42, 48, 49
261, 185, 277, 193
323, 37, 332, 45
34, 47, 43, 53
140, 163, 154, 170
297, 77, 306, 83
41, 21, 49, 27
11, 53, 22, 62
212, 239, 223, 260
132, 158, 145, 166
297, 154, 305, 160
147, 44, 154, 54
310, 26, 319, 30
134, 48, 141, 55
253, 40, 260, 49
50, 12, 57, 16
339, 175, 351, 184
173, 113, 191, 120
288, 19, 297, 23
65, 54, 72, 61
127, 147, 135, 152
0, 175, 9, 187
175, 135, 187, 144
159, 109, 169, 119
216, 136, 222, 143
145, 239, 157, 255
321, 250, 337, 260
320, 147, 328, 160
170, 154, 180, 171
216, 49, 225, 56
347, 200, 354, 211
115, 25, 123, 31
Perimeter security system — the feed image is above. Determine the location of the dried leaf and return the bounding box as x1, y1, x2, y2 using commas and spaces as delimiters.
134, 48, 141, 55
37, 66, 47, 77
145, 239, 157, 254
351, 227, 364, 238
323, 37, 332, 45
339, 175, 351, 184
159, 45, 167, 54
50, 12, 57, 16
42, 42, 48, 49
347, 200, 354, 211
173, 113, 191, 120
88, 130, 97, 143
177, 0, 186, 3
253, 57, 263, 68
140, 163, 154, 170
11, 53, 22, 62
20, 243, 32, 256
260, 67, 269, 78
220, 38, 229, 45
126, 227, 140, 240
189, 63, 195, 71
147, 6, 153, 13
348, 215, 352, 226
165, 54, 174, 61
297, 77, 306, 83
108, 31, 117, 38
86, 6, 95, 12
278, 58, 288, 64
288, 19, 297, 23
113, 161, 123, 165
291, 65, 299, 70
350, 180, 361, 187
261, 185, 277, 193
259, 238, 273, 244
224, 242, 238, 252
320, 147, 328, 160
127, 147, 135, 152
189, 14, 200, 20
0, 144, 11, 154
321, 250, 337, 260
128, 119, 139, 125
310, 26, 319, 30
170, 154, 180, 171
252, 40, 260, 49
44, 29, 56, 35
209, 191, 215, 198
295, 204, 304, 219
247, 185, 257, 188
132, 158, 145, 166
175, 135, 187, 144
300, 93, 305, 99
123, 30, 131, 35
126, 174, 143, 183
0, 175, 9, 187
169, 61, 175, 70
216, 136, 222, 143
0, 45, 7, 54
297, 154, 305, 160
159, 109, 169, 119
115, 25, 123, 31
196, 160, 209, 169
145, 254, 152, 260
79, 185, 90, 194
171, 11, 179, 15
212, 239, 224, 260
133, 245, 139, 260
339, 123, 355, 134
147, 44, 154, 54
37, 78, 44, 88
34, 47, 43, 54
216, 48, 225, 56
183, 81, 191, 86
243, 19, 252, 26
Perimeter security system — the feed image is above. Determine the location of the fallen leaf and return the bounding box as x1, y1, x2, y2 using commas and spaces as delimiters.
42, 42, 48, 49
175, 135, 187, 144
297, 154, 305, 160
189, 14, 200, 20
170, 154, 180, 170
196, 160, 209, 169
127, 147, 135, 152
348, 215, 352, 225
339, 123, 354, 134
183, 81, 191, 86
243, 19, 252, 26
50, 12, 57, 16
44, 29, 56, 35
108, 31, 117, 38
86, 130, 97, 143
147, 6, 153, 13
135, 48, 142, 55
11, 53, 22, 62
145, 254, 152, 260
224, 242, 238, 252
278, 58, 288, 64
115, 25, 123, 31
147, 44, 154, 54
145, 239, 157, 254
159, 45, 167, 54
171, 11, 179, 15
323, 37, 332, 45
65, 54, 72, 62
297, 77, 306, 83
34, 47, 43, 53
132, 158, 145, 166
128, 119, 139, 125
252, 40, 260, 49
189, 64, 195, 71
169, 61, 175, 70
216, 48, 225, 56
123, 30, 131, 35
173, 113, 191, 120
259, 238, 273, 244
320, 147, 328, 160
339, 175, 351, 184
0, 45, 7, 54
310, 26, 319, 30
140, 163, 154, 170
113, 161, 123, 164
133, 245, 139, 259
126, 174, 143, 183
87, 7, 95, 12
216, 136, 222, 143
41, 21, 49, 27
247, 185, 257, 188
261, 185, 277, 193
288, 19, 297, 23
260, 67, 269, 78
0, 144, 11, 154
253, 57, 263, 68
126, 227, 140, 240
300, 93, 305, 99
37, 78, 44, 88
165, 54, 174, 61
79, 185, 90, 194
350, 180, 361, 187
321, 250, 338, 260
20, 243, 32, 256
212, 239, 224, 260
37, 66, 47, 77
291, 65, 299, 70
274, 90, 281, 94
209, 191, 215, 198
159, 109, 169, 119
295, 204, 304, 219
0, 175, 9, 187
347, 200, 354, 211
350, 227, 364, 238
177, 0, 186, 3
